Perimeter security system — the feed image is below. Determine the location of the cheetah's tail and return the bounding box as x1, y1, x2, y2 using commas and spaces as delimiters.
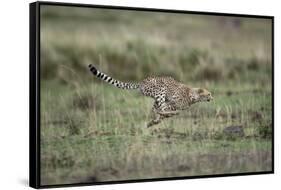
88, 64, 139, 90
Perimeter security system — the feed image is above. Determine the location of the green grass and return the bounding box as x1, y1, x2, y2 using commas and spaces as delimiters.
40, 5, 272, 185
40, 81, 272, 185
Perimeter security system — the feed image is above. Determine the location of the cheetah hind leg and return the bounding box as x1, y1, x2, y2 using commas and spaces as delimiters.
147, 107, 162, 128
147, 103, 178, 128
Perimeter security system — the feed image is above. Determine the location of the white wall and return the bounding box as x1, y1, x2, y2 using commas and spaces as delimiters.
0, 0, 279, 189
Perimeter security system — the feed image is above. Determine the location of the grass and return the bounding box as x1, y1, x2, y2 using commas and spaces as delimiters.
40, 81, 272, 185
40, 5, 272, 185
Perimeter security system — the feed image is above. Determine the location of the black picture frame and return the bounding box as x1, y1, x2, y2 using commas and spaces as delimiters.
30, 1, 274, 189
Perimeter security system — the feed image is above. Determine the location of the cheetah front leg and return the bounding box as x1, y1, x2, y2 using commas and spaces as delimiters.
147, 94, 166, 127
158, 110, 179, 117
147, 100, 178, 128
157, 98, 179, 118
147, 106, 162, 128
158, 109, 179, 120
147, 107, 179, 128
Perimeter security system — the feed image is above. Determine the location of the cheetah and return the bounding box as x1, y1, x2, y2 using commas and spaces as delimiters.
88, 64, 213, 127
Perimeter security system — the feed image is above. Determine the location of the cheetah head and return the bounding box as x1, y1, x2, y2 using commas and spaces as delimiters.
193, 88, 213, 102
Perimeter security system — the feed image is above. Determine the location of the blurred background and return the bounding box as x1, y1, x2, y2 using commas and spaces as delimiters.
41, 6, 272, 85
40, 5, 272, 186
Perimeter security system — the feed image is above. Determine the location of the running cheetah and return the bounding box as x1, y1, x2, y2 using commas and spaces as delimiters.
88, 64, 213, 127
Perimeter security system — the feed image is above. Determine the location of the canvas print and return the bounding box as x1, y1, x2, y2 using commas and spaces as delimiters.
38, 3, 273, 187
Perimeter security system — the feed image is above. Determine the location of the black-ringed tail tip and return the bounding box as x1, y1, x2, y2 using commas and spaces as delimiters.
88, 64, 97, 75
88, 64, 139, 90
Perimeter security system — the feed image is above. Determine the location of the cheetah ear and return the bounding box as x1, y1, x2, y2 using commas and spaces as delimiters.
197, 88, 204, 94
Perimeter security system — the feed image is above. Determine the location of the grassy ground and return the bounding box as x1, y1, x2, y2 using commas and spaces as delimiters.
40, 5, 273, 185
